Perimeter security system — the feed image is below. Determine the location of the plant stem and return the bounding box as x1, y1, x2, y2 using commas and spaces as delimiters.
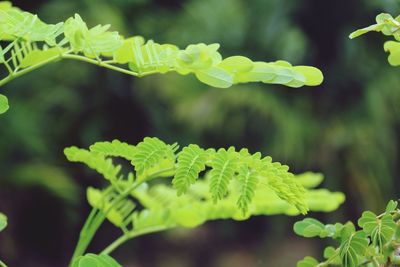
70, 208, 103, 262
69, 183, 139, 265
61, 54, 141, 76
0, 53, 62, 87
101, 225, 172, 255
0, 51, 162, 88
69, 167, 175, 265
0, 260, 7, 267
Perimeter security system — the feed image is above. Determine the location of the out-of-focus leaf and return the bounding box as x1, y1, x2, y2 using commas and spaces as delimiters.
296, 172, 324, 189
385, 200, 398, 213
64, 14, 123, 57
296, 256, 319, 267
0, 94, 9, 114
384, 41, 400, 66
0, 212, 7, 232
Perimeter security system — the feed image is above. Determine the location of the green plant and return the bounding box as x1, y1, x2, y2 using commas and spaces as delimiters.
295, 200, 400, 267
64, 138, 344, 266
291, 14, 400, 267
0, 1, 323, 115
349, 13, 400, 67
0, 2, 344, 267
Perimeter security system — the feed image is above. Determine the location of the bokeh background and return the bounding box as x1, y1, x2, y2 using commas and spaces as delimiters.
1, 0, 400, 266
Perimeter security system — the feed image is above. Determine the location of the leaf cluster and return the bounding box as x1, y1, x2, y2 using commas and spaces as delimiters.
350, 13, 400, 66
64, 138, 344, 263
0, 1, 323, 115
295, 200, 400, 267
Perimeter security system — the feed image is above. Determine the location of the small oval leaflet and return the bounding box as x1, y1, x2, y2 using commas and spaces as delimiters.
195, 66, 234, 88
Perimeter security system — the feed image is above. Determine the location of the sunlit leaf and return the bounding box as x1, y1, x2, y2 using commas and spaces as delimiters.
195, 66, 233, 88
0, 9, 63, 45
384, 41, 400, 66
64, 14, 123, 58
218, 56, 253, 73
292, 66, 324, 86
19, 48, 65, 68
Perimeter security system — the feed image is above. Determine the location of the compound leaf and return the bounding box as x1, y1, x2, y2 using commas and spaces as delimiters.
339, 231, 368, 267
358, 211, 396, 249
87, 187, 135, 228
236, 166, 259, 215
0, 9, 63, 45
131, 137, 177, 179
261, 157, 308, 214
208, 147, 239, 202
64, 14, 122, 57
64, 146, 124, 183
89, 140, 136, 161
172, 144, 209, 195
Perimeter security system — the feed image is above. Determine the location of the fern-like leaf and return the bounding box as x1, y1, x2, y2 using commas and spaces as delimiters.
0, 9, 63, 45
131, 137, 178, 178
64, 147, 122, 182
350, 13, 400, 67
208, 147, 239, 202
260, 156, 308, 214
67, 138, 318, 216
89, 140, 136, 161
172, 144, 209, 195
236, 166, 259, 215
87, 187, 135, 228
349, 13, 400, 40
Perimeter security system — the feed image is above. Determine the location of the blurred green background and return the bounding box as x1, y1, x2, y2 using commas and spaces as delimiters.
1, 0, 400, 266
